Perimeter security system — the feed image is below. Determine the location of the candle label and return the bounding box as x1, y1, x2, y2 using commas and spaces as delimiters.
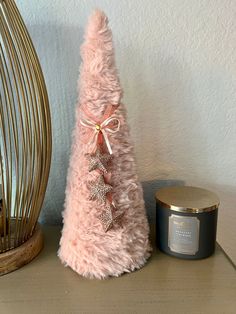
168, 214, 200, 255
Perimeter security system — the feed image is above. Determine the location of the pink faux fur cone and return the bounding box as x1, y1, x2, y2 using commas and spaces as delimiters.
58, 10, 152, 279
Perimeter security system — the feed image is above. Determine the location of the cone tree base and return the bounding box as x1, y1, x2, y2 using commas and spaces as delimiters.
0, 224, 43, 276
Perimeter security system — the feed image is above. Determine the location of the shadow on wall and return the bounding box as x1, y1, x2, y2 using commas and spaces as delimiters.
119, 44, 216, 182
26, 24, 84, 224
142, 179, 185, 222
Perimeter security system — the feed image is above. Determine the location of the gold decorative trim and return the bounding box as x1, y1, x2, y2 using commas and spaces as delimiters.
0, 0, 51, 253
156, 186, 219, 213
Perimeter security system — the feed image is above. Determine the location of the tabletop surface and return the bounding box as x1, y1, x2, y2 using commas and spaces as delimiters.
0, 226, 235, 314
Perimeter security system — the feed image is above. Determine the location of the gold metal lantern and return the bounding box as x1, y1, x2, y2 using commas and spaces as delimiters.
0, 0, 52, 275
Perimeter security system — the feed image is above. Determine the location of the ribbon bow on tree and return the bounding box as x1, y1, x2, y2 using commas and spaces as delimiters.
80, 115, 120, 154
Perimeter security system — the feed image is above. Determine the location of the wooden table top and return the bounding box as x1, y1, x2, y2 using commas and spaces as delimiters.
0, 226, 235, 314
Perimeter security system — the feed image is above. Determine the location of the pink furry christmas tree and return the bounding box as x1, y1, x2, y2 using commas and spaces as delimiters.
58, 10, 151, 279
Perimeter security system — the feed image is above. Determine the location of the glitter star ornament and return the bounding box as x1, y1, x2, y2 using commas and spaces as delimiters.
98, 204, 124, 232
98, 207, 113, 232
59, 10, 152, 280
86, 149, 112, 173
112, 210, 124, 227
89, 175, 112, 203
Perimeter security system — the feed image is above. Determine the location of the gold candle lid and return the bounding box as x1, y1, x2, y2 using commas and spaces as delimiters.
155, 186, 220, 213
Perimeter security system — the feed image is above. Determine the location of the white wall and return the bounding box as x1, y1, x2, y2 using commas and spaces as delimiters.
16, 0, 236, 252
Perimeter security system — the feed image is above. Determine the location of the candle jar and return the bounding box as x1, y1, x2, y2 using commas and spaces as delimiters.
156, 186, 219, 259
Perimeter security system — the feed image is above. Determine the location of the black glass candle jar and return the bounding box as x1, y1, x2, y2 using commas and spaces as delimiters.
156, 186, 219, 259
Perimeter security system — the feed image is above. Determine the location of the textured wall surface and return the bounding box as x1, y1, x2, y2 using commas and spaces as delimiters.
16, 0, 236, 251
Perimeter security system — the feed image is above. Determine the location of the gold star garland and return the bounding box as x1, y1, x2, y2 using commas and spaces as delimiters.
86, 141, 124, 232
